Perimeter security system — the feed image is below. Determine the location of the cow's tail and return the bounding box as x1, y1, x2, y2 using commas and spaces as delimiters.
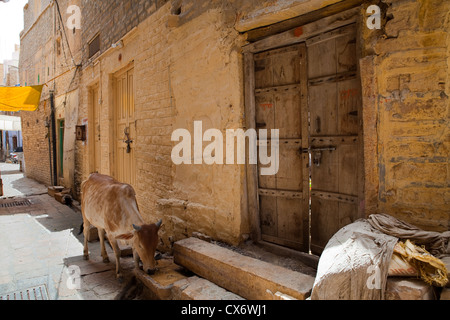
78, 223, 84, 235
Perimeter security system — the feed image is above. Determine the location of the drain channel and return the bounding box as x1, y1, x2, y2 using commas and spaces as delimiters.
0, 199, 32, 208
0, 285, 49, 300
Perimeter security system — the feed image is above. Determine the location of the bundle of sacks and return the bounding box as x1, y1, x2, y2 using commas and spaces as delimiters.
310, 213, 449, 300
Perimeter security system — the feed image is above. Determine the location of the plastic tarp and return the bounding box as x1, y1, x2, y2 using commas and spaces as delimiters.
0, 85, 43, 112
310, 219, 398, 300
311, 214, 450, 300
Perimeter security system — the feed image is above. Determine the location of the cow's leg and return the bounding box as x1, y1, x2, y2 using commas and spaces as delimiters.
109, 238, 122, 279
133, 248, 140, 270
98, 228, 109, 263
83, 219, 91, 260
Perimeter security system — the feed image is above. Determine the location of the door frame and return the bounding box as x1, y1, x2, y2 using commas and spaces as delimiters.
244, 7, 364, 253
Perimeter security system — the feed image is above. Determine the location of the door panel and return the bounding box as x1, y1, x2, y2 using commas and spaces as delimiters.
254, 43, 309, 251
308, 24, 360, 255
337, 78, 360, 135
255, 91, 275, 138
275, 88, 302, 139
307, 38, 336, 79
276, 142, 302, 191
309, 83, 337, 136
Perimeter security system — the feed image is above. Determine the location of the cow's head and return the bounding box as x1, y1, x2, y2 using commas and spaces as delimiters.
131, 219, 162, 275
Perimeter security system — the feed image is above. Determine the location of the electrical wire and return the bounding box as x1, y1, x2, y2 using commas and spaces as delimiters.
54, 0, 79, 67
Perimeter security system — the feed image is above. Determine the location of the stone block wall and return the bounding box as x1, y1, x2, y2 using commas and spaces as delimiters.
20, 1, 54, 186
363, 0, 449, 231
80, 0, 169, 66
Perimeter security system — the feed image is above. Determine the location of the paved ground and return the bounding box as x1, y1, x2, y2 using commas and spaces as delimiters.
0, 163, 138, 300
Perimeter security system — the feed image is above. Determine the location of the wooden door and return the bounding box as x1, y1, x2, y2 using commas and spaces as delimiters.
254, 43, 309, 251
114, 67, 136, 186
307, 24, 361, 254
92, 87, 101, 173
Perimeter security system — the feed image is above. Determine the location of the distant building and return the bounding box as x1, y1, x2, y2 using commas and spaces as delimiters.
2, 44, 20, 87
20, 0, 81, 186
0, 44, 22, 161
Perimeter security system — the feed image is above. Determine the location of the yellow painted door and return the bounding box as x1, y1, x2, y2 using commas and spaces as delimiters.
114, 67, 136, 186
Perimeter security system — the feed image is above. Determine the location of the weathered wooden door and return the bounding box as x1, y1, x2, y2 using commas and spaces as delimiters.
92, 87, 101, 173
249, 23, 361, 254
254, 43, 309, 251
114, 67, 136, 186
307, 24, 361, 254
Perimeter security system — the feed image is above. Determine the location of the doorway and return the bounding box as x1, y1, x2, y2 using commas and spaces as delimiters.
113, 66, 136, 186
246, 22, 363, 255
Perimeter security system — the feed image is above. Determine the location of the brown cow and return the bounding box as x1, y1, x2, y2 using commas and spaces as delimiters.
81, 173, 162, 278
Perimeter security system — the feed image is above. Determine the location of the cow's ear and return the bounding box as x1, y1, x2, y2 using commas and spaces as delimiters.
116, 233, 133, 240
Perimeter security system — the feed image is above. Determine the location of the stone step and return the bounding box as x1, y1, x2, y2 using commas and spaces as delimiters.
173, 237, 315, 300
172, 276, 244, 300
135, 257, 188, 300
135, 257, 241, 300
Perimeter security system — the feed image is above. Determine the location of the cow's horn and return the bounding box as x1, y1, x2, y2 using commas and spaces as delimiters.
155, 219, 162, 228
132, 224, 142, 231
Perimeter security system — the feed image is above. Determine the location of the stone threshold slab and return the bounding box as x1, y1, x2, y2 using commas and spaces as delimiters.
173, 237, 315, 300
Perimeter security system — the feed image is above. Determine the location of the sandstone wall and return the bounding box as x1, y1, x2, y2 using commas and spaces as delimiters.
362, 0, 449, 231
78, 1, 248, 248
20, 1, 54, 186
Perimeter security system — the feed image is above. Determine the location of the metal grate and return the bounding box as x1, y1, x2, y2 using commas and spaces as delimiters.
0, 285, 49, 300
0, 199, 32, 208
88, 33, 100, 58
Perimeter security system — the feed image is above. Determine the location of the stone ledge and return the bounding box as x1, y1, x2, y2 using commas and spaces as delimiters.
173, 237, 315, 300
172, 276, 244, 300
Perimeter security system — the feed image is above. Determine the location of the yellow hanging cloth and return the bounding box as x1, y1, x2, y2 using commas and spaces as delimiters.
0, 85, 44, 112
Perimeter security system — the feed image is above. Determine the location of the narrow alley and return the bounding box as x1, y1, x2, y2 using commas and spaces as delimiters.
0, 0, 448, 306
0, 162, 137, 300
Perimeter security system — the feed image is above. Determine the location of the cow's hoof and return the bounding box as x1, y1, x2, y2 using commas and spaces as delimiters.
116, 273, 124, 282
83, 255, 89, 260
103, 257, 110, 263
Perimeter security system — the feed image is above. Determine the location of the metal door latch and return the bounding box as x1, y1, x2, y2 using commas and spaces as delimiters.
299, 146, 336, 167
123, 127, 133, 153
311, 146, 336, 167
